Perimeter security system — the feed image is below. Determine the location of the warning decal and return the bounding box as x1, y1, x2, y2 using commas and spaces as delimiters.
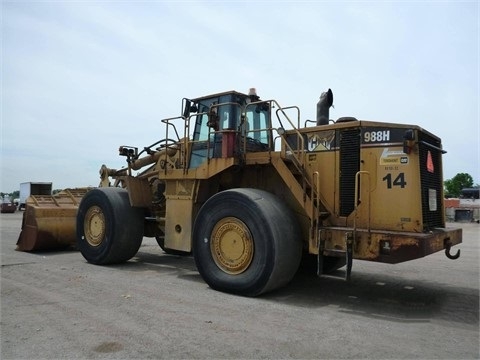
427, 151, 434, 173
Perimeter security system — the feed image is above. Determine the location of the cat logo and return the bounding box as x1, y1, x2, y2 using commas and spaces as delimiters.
308, 135, 321, 151
308, 131, 335, 152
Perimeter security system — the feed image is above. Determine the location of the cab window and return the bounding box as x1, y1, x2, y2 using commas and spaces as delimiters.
245, 105, 270, 147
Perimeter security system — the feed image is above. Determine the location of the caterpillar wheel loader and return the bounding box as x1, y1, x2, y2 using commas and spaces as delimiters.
18, 88, 462, 296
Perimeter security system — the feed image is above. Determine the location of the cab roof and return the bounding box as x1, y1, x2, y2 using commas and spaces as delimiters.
191, 90, 250, 103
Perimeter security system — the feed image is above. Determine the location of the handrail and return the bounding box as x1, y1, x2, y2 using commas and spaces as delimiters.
267, 100, 321, 220
161, 115, 186, 173
157, 98, 305, 175
276, 105, 301, 128
312, 171, 320, 245
273, 103, 305, 169
160, 116, 183, 141
354, 171, 371, 233
270, 100, 324, 230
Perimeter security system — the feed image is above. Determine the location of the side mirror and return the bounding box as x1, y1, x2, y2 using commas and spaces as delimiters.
183, 99, 191, 118
182, 99, 198, 118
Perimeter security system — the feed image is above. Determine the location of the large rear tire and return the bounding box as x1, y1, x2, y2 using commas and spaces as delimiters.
77, 187, 144, 264
193, 189, 302, 296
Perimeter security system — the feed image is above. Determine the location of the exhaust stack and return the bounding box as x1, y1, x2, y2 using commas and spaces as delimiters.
316, 88, 334, 126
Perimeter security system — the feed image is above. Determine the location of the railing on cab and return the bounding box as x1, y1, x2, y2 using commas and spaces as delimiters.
268, 101, 322, 243
269, 101, 320, 202
158, 98, 319, 215
160, 114, 190, 173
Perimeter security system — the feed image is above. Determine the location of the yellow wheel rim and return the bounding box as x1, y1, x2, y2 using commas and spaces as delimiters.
211, 217, 254, 274
84, 206, 106, 247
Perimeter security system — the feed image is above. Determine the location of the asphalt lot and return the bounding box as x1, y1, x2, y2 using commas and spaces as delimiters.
1, 210, 479, 359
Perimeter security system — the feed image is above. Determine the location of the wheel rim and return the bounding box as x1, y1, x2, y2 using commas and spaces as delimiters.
84, 205, 106, 247
210, 217, 254, 274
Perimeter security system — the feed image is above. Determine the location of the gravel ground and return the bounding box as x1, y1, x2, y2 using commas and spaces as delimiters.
1, 211, 478, 359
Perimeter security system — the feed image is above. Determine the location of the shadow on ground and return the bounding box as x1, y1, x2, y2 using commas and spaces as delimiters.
104, 249, 480, 328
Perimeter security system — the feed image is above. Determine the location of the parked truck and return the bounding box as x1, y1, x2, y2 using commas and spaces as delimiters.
18, 182, 53, 210
1, 195, 17, 213
17, 89, 462, 296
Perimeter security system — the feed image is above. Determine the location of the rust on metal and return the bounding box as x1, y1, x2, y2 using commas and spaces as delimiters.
374, 227, 462, 264
318, 226, 462, 264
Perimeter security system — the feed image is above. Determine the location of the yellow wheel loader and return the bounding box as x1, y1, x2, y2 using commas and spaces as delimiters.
18, 88, 462, 296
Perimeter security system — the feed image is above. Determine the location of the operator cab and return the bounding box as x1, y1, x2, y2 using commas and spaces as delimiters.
186, 89, 272, 168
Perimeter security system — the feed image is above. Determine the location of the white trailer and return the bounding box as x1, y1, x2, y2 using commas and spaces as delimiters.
19, 182, 52, 210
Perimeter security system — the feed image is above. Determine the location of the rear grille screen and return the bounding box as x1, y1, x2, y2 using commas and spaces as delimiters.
418, 131, 444, 229
339, 129, 360, 216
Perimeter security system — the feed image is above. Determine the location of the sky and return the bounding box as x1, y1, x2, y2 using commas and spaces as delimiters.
1, 0, 479, 192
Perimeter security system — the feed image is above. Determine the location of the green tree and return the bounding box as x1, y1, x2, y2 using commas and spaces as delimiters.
444, 173, 474, 197
0, 190, 19, 200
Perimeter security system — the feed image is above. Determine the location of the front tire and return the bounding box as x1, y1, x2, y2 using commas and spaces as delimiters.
193, 189, 302, 296
77, 187, 144, 264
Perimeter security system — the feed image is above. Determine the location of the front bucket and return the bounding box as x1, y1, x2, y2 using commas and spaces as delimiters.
16, 188, 90, 251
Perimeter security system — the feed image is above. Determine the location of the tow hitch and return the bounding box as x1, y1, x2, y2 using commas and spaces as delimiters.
445, 238, 460, 260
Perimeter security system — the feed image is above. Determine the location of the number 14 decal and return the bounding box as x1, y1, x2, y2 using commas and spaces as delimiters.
383, 173, 407, 189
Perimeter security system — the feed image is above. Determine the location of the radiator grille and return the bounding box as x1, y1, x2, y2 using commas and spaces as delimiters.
339, 129, 360, 216
418, 131, 444, 229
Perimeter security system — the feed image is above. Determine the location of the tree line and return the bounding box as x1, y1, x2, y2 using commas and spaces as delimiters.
444, 173, 478, 198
